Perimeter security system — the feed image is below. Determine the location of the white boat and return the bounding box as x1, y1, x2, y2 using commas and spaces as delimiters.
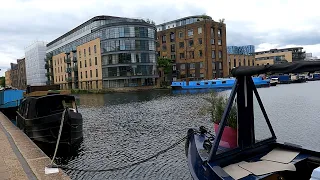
270, 77, 279, 86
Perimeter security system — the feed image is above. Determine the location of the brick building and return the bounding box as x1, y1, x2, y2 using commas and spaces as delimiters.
156, 15, 227, 81
10, 58, 27, 89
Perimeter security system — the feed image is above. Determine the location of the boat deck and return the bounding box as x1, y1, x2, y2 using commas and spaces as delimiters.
0, 112, 70, 180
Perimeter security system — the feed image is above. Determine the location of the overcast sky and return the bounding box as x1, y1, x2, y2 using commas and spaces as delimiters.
1, 0, 320, 76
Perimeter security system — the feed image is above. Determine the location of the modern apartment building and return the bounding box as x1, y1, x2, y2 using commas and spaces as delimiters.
227, 45, 255, 75
5, 70, 11, 86
45, 16, 157, 90
25, 41, 47, 86
10, 58, 27, 89
156, 15, 227, 81
255, 47, 306, 66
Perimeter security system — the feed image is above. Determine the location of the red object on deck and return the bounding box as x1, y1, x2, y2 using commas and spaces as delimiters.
214, 123, 238, 149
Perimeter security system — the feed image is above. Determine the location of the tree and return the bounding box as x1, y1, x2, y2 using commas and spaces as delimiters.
157, 57, 173, 74
0, 76, 5, 87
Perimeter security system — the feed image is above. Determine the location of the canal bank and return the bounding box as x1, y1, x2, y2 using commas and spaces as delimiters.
0, 112, 70, 180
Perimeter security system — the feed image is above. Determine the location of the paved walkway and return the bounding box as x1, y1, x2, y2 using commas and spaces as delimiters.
0, 112, 70, 180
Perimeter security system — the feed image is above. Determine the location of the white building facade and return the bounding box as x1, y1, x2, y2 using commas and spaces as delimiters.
25, 41, 47, 86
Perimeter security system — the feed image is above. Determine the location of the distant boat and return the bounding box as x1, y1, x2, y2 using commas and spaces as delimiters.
171, 77, 270, 90
270, 77, 279, 86
0, 88, 24, 109
16, 94, 83, 146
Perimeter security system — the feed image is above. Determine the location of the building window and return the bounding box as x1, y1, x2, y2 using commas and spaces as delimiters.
95, 57, 97, 65
171, 54, 176, 60
61, 67, 62, 72
219, 51, 222, 59
239, 61, 241, 66
180, 64, 185, 70
55, 60, 56, 65
179, 42, 184, 48
218, 39, 222, 45
219, 62, 222, 70
90, 70, 92, 78
190, 63, 195, 69
218, 29, 221, 37
190, 51, 194, 59
94, 45, 97, 53
96, 69, 98, 77
179, 32, 183, 38
162, 35, 166, 43
79, 51, 81, 57
84, 49, 86, 57
80, 61, 82, 68
81, 72, 82, 79
170, 33, 175, 42
162, 44, 167, 51
187, 29, 193, 36
198, 27, 202, 34
252, 60, 255, 66
61, 76, 63, 82
198, 38, 202, 45
89, 58, 92, 66
180, 53, 185, 59
89, 47, 91, 55
85, 71, 87, 78
188, 40, 194, 47
248, 59, 250, 66
96, 80, 98, 89
212, 62, 216, 70
234, 59, 236, 67
170, 44, 175, 52
200, 73, 204, 78
212, 51, 215, 59
199, 50, 203, 57
211, 39, 215, 45
200, 62, 204, 68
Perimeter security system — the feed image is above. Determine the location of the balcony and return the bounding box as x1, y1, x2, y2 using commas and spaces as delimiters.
73, 65, 78, 71
66, 68, 72, 73
65, 58, 71, 63
73, 57, 77, 62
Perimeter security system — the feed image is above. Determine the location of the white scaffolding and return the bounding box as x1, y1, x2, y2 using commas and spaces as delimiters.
25, 41, 47, 86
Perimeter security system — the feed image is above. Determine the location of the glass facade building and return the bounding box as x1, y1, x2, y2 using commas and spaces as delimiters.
227, 45, 255, 55
45, 16, 157, 89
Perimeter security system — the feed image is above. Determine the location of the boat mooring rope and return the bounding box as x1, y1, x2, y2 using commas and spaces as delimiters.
50, 108, 68, 165
47, 130, 195, 172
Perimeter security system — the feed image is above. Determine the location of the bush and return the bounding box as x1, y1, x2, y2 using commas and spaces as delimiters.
199, 91, 237, 129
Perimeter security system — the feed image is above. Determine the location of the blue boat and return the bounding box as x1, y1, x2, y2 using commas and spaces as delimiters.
185, 61, 320, 180
0, 88, 25, 109
171, 77, 270, 90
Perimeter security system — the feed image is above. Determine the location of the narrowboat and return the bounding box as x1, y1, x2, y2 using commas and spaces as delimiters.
0, 88, 24, 109
270, 74, 291, 84
185, 61, 320, 180
171, 77, 270, 90
307, 73, 320, 81
16, 94, 83, 145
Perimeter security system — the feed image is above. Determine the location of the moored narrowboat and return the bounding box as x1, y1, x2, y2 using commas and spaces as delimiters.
16, 94, 83, 145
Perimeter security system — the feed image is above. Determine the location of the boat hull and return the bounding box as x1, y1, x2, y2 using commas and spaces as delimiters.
171, 77, 269, 90
16, 110, 83, 145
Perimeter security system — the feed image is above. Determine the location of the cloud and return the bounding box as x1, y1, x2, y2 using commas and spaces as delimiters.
1, 0, 320, 76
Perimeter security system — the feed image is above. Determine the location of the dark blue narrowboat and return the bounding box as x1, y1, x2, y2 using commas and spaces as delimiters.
185, 61, 320, 180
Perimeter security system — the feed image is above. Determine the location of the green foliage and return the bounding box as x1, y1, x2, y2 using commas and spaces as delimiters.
199, 91, 237, 129
157, 57, 173, 74
0, 76, 5, 87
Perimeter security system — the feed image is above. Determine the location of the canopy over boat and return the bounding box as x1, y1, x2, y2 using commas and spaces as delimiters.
231, 61, 320, 77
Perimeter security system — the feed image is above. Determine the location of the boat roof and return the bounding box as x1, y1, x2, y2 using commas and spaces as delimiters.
25, 94, 75, 100
231, 61, 320, 77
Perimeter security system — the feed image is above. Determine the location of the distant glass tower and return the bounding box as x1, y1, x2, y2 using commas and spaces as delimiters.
227, 45, 255, 55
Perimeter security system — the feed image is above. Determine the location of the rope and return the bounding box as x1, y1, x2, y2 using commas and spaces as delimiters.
50, 108, 67, 165
48, 130, 195, 172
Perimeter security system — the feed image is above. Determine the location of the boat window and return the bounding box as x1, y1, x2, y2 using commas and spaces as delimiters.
222, 81, 226, 84
212, 82, 216, 84
204, 82, 209, 85
197, 83, 200, 85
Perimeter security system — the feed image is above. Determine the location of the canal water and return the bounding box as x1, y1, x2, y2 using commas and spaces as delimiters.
55, 81, 320, 180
